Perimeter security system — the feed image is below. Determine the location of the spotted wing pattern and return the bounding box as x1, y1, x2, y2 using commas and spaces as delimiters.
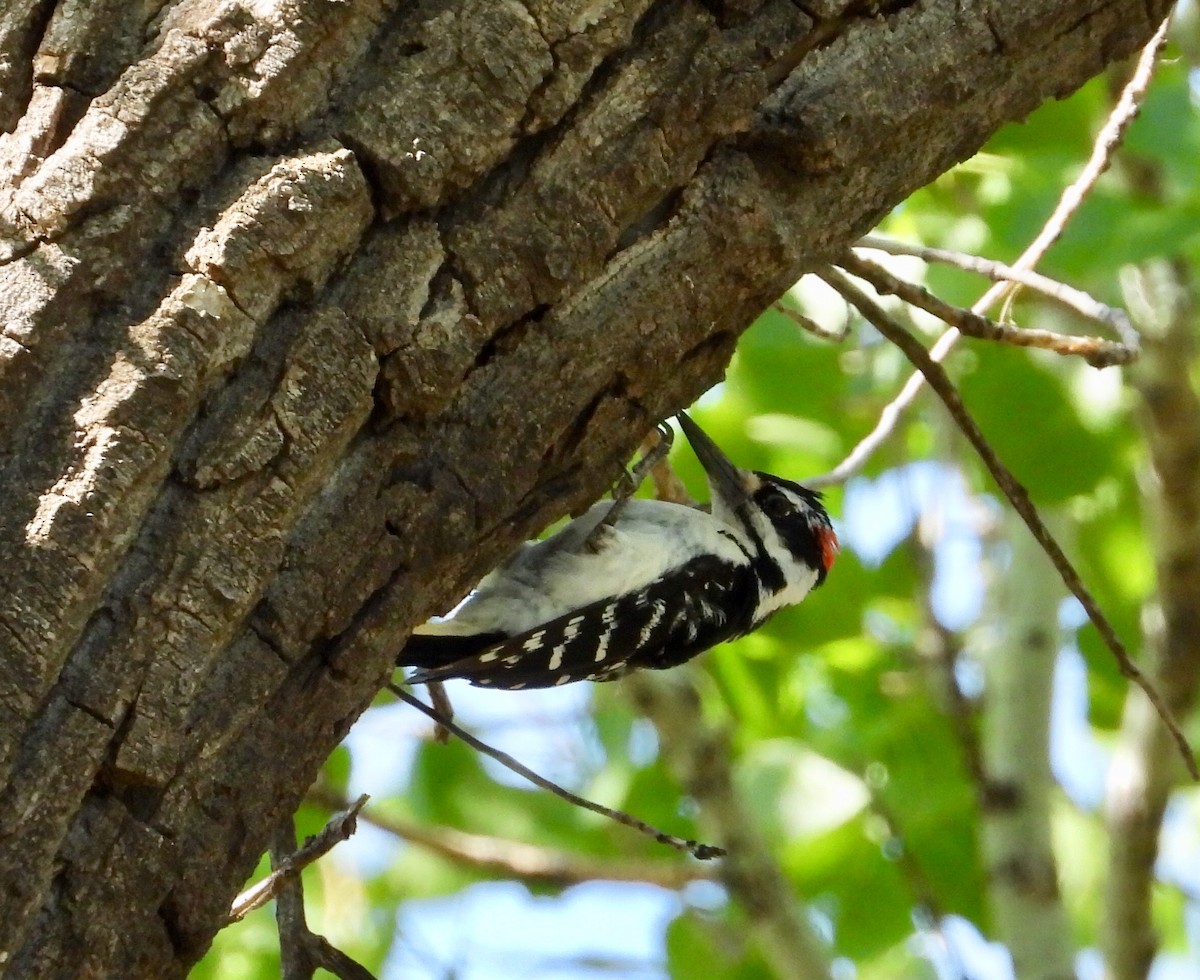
405, 555, 758, 690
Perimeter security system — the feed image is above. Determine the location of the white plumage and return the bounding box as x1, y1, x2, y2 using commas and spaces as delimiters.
399, 413, 837, 689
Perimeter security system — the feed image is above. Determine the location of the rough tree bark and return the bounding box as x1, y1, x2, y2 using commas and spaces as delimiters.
0, 0, 1170, 976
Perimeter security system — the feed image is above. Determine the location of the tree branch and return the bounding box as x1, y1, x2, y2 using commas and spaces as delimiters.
821, 264, 1198, 780
306, 786, 716, 890
854, 237, 1139, 352
268, 819, 377, 980
993, 15, 1172, 312
814, 18, 1169, 486
230, 795, 370, 922
841, 248, 1136, 366
390, 684, 724, 860
977, 516, 1074, 978
0, 1, 1176, 972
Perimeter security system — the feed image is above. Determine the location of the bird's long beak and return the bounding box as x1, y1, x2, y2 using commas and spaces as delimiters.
677, 412, 756, 506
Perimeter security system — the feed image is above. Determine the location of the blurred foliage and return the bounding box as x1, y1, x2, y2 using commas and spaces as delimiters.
197, 28, 1200, 980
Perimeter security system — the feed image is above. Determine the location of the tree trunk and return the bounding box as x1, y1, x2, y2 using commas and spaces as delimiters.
0, 0, 1169, 975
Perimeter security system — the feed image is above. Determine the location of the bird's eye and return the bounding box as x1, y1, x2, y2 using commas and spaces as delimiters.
762, 493, 793, 520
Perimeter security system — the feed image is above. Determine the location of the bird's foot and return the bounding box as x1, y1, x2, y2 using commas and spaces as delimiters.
584, 421, 675, 552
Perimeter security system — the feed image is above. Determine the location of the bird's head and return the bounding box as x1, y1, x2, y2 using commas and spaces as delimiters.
677, 412, 838, 592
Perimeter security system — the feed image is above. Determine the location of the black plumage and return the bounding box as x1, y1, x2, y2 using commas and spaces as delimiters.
405, 554, 757, 689
398, 413, 837, 690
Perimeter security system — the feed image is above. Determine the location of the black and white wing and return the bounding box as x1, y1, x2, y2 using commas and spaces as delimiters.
404, 555, 758, 690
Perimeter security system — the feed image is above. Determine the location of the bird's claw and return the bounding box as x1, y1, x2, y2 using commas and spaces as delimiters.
586, 420, 677, 550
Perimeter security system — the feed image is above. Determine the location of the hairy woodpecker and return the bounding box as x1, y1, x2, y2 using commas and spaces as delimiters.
399, 413, 838, 690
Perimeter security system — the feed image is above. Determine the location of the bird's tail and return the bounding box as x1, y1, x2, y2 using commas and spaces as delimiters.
398, 622, 507, 670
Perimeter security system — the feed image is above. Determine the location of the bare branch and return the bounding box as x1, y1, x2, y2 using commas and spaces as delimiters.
389, 683, 724, 859
771, 301, 851, 342
229, 795, 370, 923
270, 823, 315, 980
815, 19, 1169, 486
306, 787, 716, 890
854, 236, 1132, 350
820, 263, 1198, 780
807, 331, 961, 489
976, 516, 1075, 978
843, 247, 1137, 364
268, 817, 377, 980
994, 14, 1172, 309
303, 940, 377, 980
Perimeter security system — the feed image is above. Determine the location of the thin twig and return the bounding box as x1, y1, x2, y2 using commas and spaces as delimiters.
808, 338, 957, 489
993, 15, 1171, 310
816, 20, 1169, 486
821, 264, 1198, 780
388, 683, 725, 859
306, 786, 716, 889
856, 236, 1138, 347
303, 940, 377, 980
772, 300, 850, 342
268, 817, 377, 980
271, 822, 313, 980
229, 795, 371, 922
844, 247, 1137, 365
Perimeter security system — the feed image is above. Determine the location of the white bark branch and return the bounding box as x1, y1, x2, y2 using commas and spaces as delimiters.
979, 515, 1074, 979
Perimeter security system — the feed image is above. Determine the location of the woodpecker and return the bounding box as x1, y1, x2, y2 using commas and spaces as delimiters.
399, 413, 838, 690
